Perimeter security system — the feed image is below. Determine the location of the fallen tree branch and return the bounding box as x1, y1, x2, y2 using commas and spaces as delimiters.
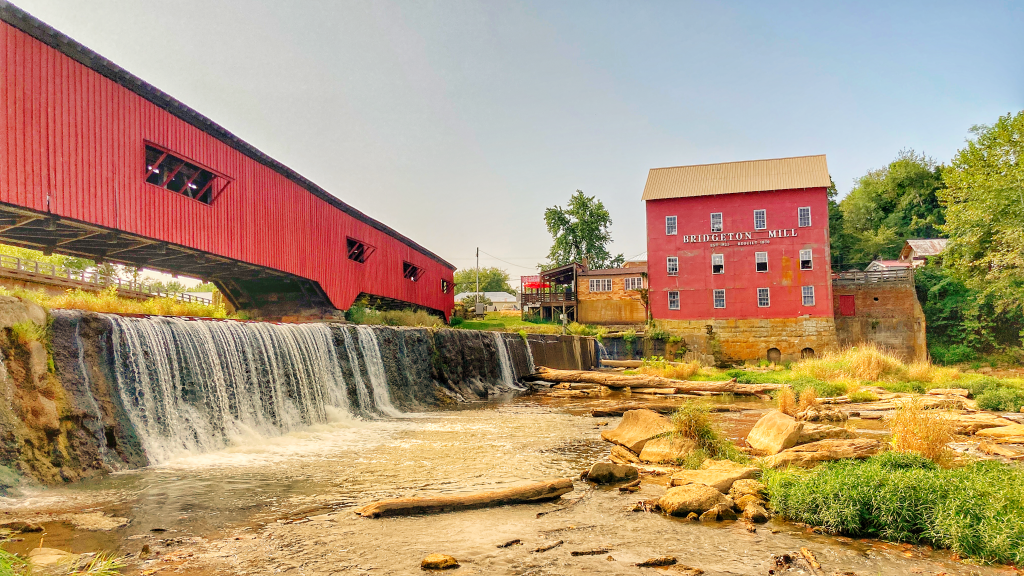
591, 403, 747, 417
533, 367, 779, 395
355, 479, 574, 518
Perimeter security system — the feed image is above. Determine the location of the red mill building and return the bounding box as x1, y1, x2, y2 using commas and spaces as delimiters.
643, 155, 839, 363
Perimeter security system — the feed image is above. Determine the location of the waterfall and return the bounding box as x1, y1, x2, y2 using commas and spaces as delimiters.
106, 316, 407, 463
354, 326, 401, 417
595, 340, 609, 368
491, 332, 521, 390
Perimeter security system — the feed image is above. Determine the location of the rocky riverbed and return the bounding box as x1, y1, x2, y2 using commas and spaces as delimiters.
2, 390, 1021, 575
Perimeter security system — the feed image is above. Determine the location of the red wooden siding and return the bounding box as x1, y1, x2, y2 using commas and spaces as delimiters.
0, 18, 454, 317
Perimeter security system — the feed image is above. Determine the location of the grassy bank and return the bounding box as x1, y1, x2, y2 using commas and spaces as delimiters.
764, 452, 1024, 565
457, 312, 564, 334
0, 286, 231, 319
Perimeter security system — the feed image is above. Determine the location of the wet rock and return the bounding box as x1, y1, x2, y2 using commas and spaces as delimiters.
669, 467, 758, 493
571, 548, 611, 556
421, 553, 459, 570
637, 556, 677, 567
638, 436, 696, 463
600, 409, 675, 453
763, 438, 884, 469
609, 445, 642, 465
699, 459, 750, 470
976, 424, 1024, 443
0, 521, 43, 533
28, 547, 79, 567
587, 462, 639, 484
658, 484, 733, 517
699, 502, 736, 522
497, 539, 521, 548
685, 512, 699, 521
746, 411, 804, 455
532, 540, 563, 553
743, 501, 769, 523
728, 479, 766, 502
797, 405, 848, 423
0, 295, 46, 328
798, 422, 854, 444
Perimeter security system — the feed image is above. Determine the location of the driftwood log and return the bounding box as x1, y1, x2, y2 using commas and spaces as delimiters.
355, 479, 574, 518
600, 359, 691, 369
534, 367, 780, 395
591, 403, 747, 417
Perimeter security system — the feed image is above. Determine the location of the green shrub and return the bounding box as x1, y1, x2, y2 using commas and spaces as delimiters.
848, 390, 879, 403
646, 322, 670, 341
448, 316, 464, 327
977, 387, 1024, 412
9, 321, 46, 345
878, 380, 927, 394
670, 403, 749, 468
930, 344, 977, 365
764, 453, 1024, 564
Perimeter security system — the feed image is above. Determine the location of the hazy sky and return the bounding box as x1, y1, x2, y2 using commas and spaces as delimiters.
16, 1, 1023, 286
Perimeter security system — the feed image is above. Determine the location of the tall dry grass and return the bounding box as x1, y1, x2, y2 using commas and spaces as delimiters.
637, 359, 701, 381
363, 308, 444, 327
776, 387, 796, 416
798, 387, 819, 411
887, 398, 955, 466
794, 343, 961, 385
1, 286, 230, 318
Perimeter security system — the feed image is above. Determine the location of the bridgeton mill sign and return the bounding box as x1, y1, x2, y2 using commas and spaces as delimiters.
681, 228, 799, 248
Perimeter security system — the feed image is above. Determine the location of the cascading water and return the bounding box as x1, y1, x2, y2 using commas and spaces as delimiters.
105, 316, 419, 463
491, 332, 522, 390
354, 326, 402, 417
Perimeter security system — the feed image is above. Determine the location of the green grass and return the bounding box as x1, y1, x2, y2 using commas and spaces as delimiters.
669, 403, 750, 469
9, 320, 46, 346
764, 452, 1024, 565
847, 390, 879, 403
458, 312, 563, 334
976, 386, 1024, 412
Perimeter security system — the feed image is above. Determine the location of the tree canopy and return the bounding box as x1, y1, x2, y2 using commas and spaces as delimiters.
543, 190, 624, 270
830, 150, 945, 270
939, 111, 1024, 316
453, 266, 515, 295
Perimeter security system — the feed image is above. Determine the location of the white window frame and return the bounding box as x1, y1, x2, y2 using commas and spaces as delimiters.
667, 256, 678, 276
802, 285, 815, 306
665, 215, 677, 236
710, 212, 723, 232
753, 209, 766, 230
589, 278, 612, 292
668, 291, 680, 310
757, 287, 770, 308
755, 251, 768, 272
624, 276, 643, 291
711, 253, 724, 275
713, 289, 725, 309
800, 249, 813, 270
798, 206, 812, 227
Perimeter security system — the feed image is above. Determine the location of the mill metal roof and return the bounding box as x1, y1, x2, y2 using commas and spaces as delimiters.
902, 239, 948, 258
641, 155, 831, 201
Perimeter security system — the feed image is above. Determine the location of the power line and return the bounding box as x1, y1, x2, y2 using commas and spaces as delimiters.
478, 249, 540, 271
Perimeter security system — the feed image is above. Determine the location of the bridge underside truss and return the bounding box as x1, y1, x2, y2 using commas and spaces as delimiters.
0, 203, 332, 313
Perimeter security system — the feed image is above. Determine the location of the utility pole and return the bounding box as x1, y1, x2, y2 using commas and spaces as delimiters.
476, 247, 480, 315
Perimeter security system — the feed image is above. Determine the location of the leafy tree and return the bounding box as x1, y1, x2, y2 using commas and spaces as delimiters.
939, 111, 1024, 317
0, 243, 93, 272
453, 267, 515, 296
543, 190, 624, 269
834, 150, 945, 269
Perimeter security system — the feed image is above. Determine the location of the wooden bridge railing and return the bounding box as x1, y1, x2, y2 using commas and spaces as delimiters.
832, 268, 914, 286
0, 255, 213, 305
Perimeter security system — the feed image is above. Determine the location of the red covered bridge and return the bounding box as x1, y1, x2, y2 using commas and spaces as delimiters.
0, 2, 455, 318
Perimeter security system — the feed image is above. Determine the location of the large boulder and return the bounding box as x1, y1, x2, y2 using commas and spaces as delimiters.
763, 438, 883, 469
938, 412, 1017, 435
728, 479, 766, 503
746, 411, 804, 455
796, 405, 848, 423
669, 467, 758, 493
0, 295, 46, 328
587, 462, 639, 484
658, 484, 733, 517
976, 424, 1024, 444
639, 436, 696, 463
601, 409, 675, 454
797, 422, 854, 444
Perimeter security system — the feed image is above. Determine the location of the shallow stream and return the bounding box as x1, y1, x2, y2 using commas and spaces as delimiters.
0, 394, 1012, 576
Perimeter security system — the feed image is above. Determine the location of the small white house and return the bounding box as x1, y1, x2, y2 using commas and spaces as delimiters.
454, 291, 519, 311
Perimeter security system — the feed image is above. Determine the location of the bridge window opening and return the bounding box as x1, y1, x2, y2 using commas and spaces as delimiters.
346, 237, 375, 263
441, 279, 450, 294
145, 144, 222, 204
403, 262, 422, 282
